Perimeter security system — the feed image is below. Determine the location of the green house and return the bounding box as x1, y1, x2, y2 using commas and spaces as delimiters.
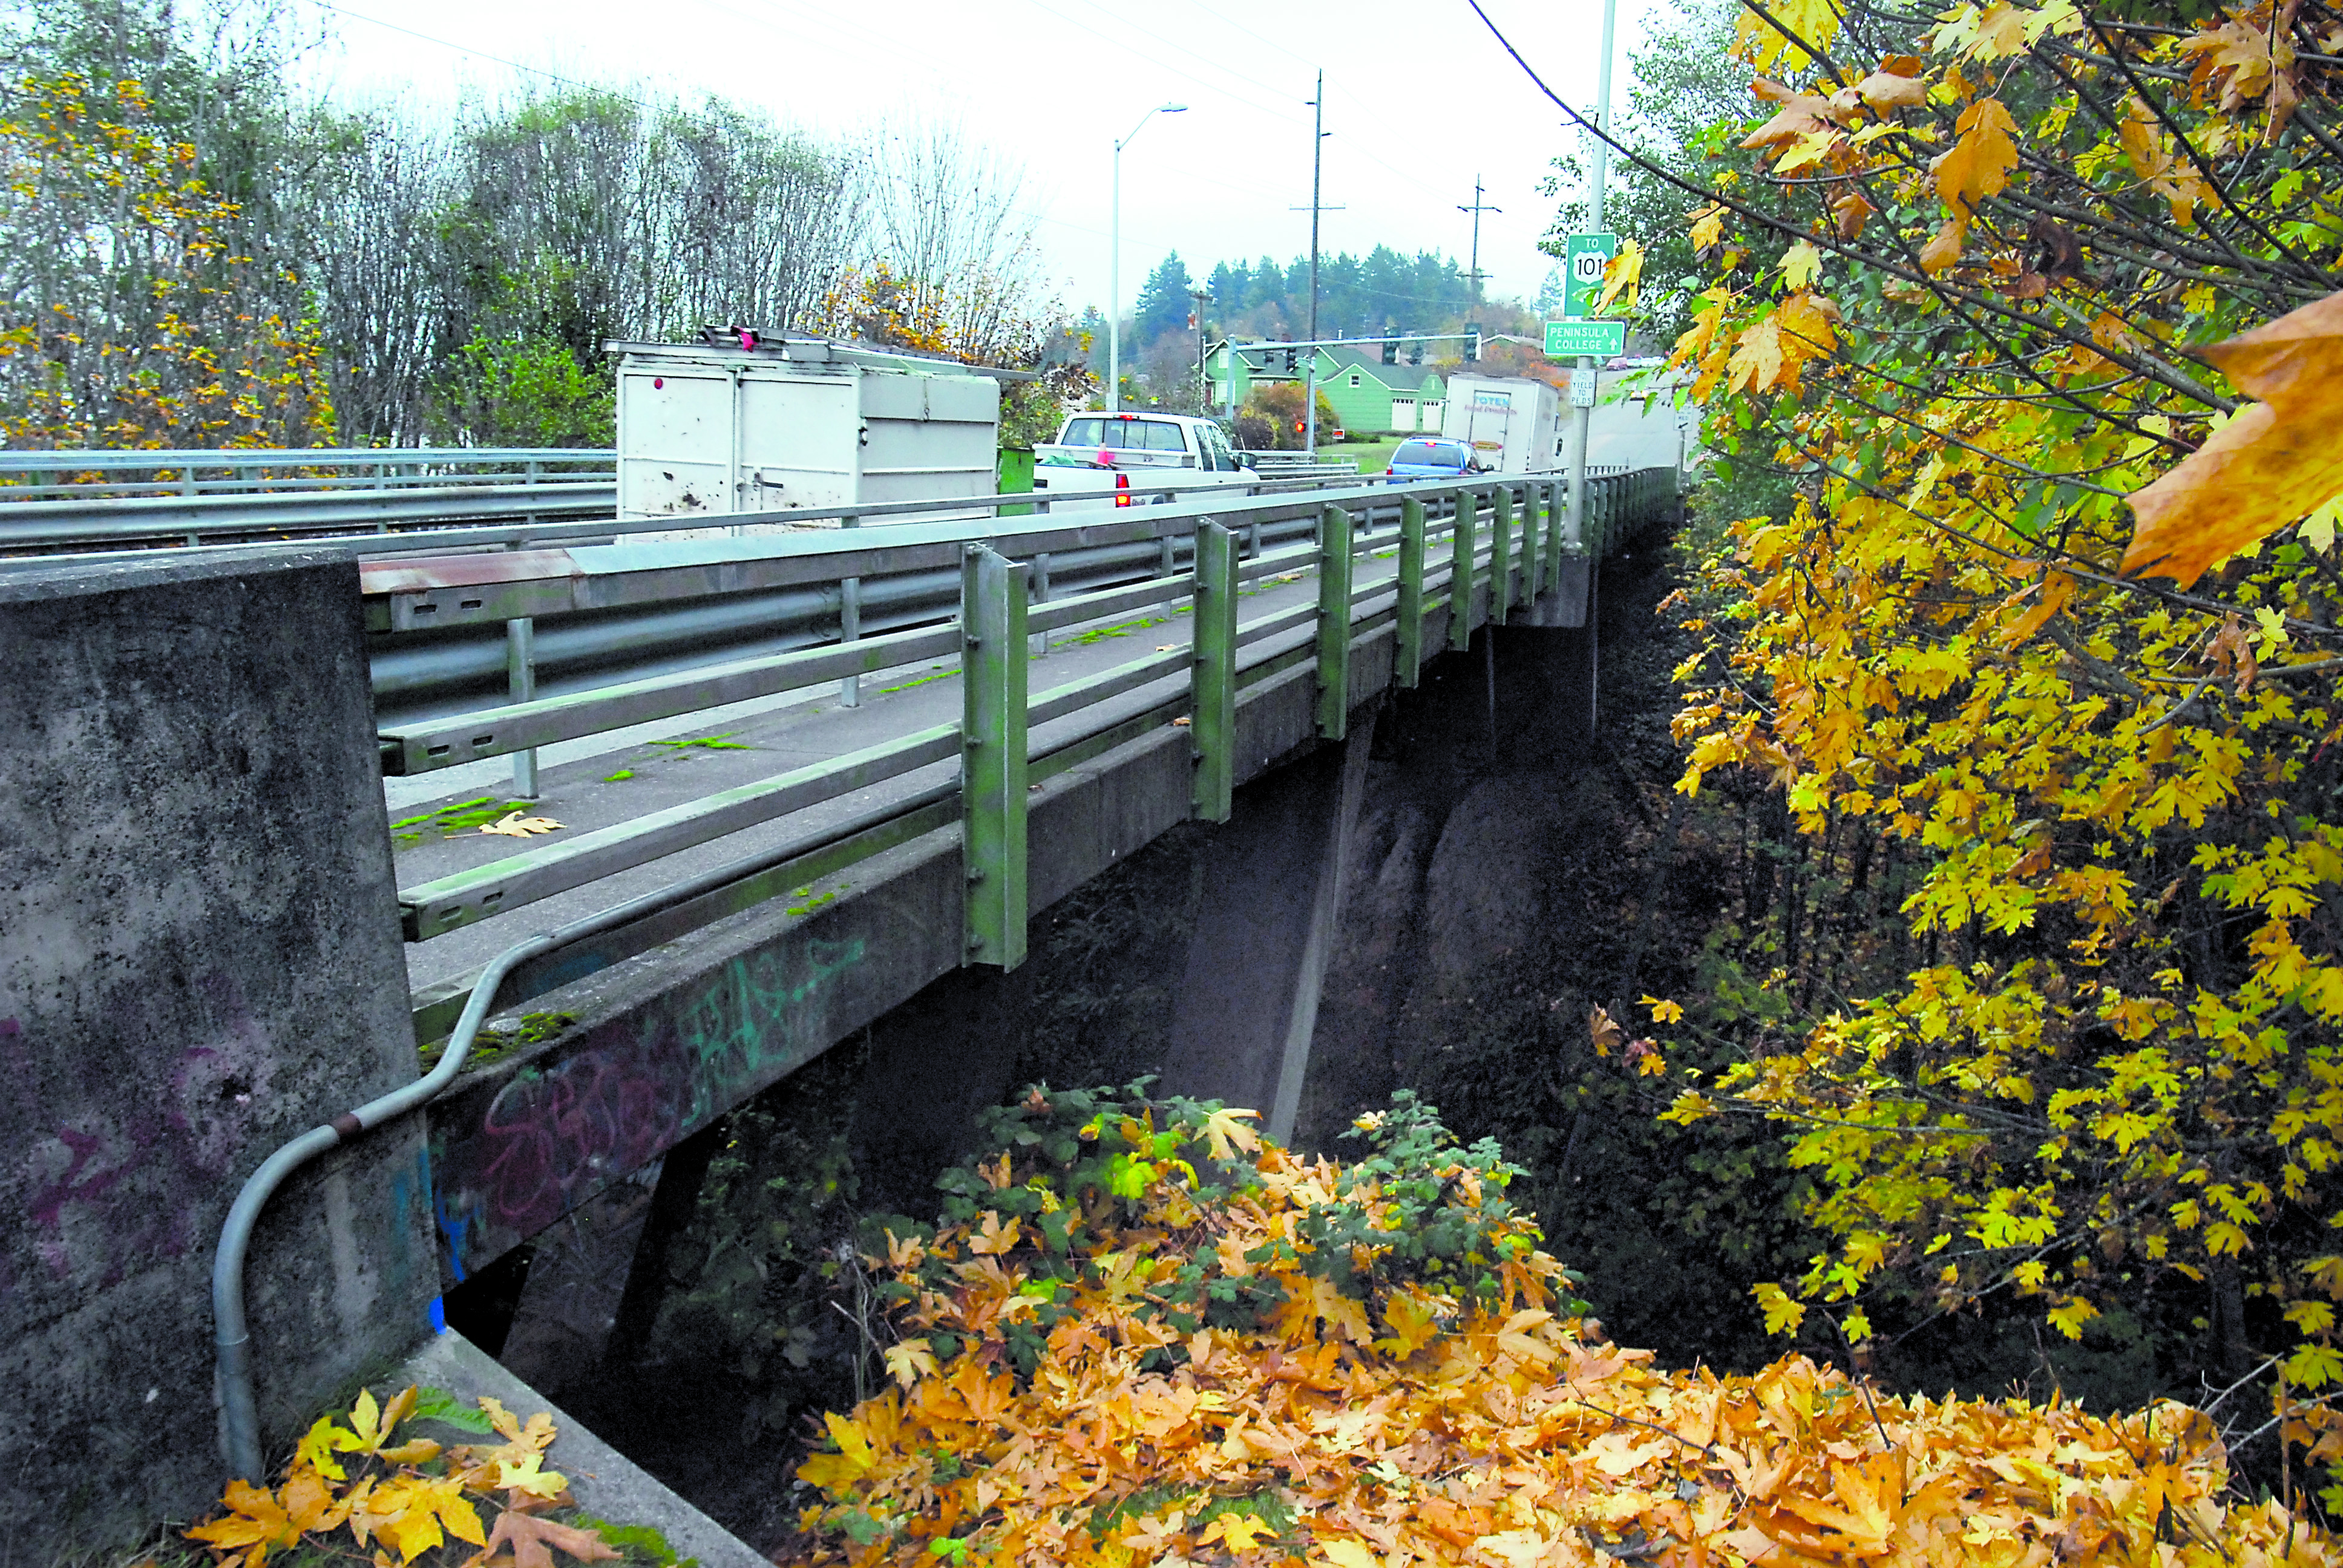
1205, 343, 1447, 434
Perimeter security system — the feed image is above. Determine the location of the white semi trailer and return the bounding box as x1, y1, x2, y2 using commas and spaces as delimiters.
1440, 373, 1563, 474
611, 330, 1003, 525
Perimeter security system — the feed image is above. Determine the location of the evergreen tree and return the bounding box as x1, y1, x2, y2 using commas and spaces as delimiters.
1132, 251, 1193, 346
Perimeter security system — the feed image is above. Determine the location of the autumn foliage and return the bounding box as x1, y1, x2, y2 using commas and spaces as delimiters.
789, 1088, 2336, 1567
185, 1385, 628, 1568
0, 72, 336, 450
1500, 0, 2343, 1497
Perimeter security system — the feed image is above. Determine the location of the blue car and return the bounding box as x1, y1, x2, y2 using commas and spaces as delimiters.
1384, 437, 1484, 480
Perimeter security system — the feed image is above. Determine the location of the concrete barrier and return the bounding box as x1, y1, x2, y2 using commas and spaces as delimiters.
0, 553, 435, 1557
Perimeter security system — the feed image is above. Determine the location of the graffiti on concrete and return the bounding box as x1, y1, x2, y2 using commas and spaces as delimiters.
6, 979, 287, 1305
430, 936, 865, 1275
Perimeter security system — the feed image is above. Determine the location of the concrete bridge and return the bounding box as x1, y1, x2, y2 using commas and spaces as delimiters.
0, 468, 1676, 1555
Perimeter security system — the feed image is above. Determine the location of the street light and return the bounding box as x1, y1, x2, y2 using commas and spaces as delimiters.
1109, 102, 1187, 414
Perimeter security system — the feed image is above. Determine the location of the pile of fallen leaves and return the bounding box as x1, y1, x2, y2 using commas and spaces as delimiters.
187, 1385, 631, 1568
791, 1087, 2339, 1567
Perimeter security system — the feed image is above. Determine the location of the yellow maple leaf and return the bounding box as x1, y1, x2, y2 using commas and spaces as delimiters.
1754, 1281, 1807, 1334
1205, 1512, 1280, 1555
479, 812, 563, 837
333, 1387, 438, 1466
1374, 1290, 1443, 1357
1640, 995, 1685, 1024
185, 1481, 303, 1565
1199, 1105, 1262, 1162
497, 1452, 570, 1499
2126, 288, 2343, 586
1932, 97, 2020, 212
883, 1338, 940, 1388
1596, 239, 1645, 314
1733, 0, 1842, 70
1311, 1535, 1379, 1568
1689, 204, 1726, 250
1779, 240, 1823, 292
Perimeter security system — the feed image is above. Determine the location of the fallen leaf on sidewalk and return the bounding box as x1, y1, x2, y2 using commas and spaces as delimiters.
479, 812, 563, 837
468, 1508, 620, 1568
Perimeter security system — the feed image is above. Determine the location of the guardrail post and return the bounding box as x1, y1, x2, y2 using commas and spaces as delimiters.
1030, 551, 1052, 658
1543, 480, 1562, 595
961, 544, 1027, 969
1449, 488, 1476, 652
1491, 485, 1515, 626
1522, 484, 1543, 603
1191, 520, 1238, 822
1396, 496, 1427, 690
839, 512, 862, 708
1316, 505, 1354, 740
505, 618, 538, 798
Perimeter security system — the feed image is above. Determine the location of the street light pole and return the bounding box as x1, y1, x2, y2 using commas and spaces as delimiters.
1109, 102, 1187, 414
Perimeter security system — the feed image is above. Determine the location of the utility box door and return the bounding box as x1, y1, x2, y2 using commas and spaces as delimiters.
617, 365, 735, 519
738, 370, 859, 512
857, 371, 999, 506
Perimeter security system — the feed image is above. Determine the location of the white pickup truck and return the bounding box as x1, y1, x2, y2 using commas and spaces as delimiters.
1030, 412, 1257, 506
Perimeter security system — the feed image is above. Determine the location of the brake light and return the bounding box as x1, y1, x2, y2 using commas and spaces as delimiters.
1115, 472, 1132, 508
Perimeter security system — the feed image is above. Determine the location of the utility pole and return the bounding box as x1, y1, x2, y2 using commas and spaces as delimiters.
1286, 71, 1343, 457
1191, 286, 1211, 414
1458, 176, 1500, 312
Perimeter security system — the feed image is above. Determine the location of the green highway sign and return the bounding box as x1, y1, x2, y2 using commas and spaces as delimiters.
1562, 232, 1619, 320
1544, 319, 1627, 358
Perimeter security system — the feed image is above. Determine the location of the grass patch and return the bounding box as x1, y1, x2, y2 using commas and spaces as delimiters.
391, 797, 540, 845
786, 884, 844, 917
417, 1010, 575, 1071
602, 768, 636, 782
1061, 613, 1169, 647
650, 731, 752, 751
878, 664, 958, 694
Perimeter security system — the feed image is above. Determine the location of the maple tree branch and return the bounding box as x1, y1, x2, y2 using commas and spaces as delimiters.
1464, 0, 2238, 430
2068, 23, 2334, 286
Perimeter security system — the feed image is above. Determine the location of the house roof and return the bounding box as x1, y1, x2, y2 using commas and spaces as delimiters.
1313, 346, 1442, 392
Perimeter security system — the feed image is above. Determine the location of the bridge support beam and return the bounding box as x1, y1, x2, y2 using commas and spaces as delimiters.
961, 545, 1028, 970
1158, 711, 1377, 1146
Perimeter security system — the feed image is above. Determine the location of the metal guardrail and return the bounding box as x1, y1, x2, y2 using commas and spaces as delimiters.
0, 463, 1398, 560
0, 483, 621, 552
373, 466, 1682, 1039
0, 446, 612, 501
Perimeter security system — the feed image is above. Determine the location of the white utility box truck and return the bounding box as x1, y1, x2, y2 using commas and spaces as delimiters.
611, 329, 1004, 524
1441, 374, 1562, 473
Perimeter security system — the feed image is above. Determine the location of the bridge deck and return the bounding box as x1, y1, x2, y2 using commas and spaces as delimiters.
352, 472, 1676, 1281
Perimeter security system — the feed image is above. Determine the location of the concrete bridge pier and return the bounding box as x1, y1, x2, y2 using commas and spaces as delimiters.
0, 554, 437, 1555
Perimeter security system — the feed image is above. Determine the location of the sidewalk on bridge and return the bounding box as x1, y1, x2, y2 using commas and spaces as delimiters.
391, 547, 1398, 993
400, 1327, 770, 1568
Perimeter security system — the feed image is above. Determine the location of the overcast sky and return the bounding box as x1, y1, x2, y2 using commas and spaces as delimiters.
297, 0, 1659, 325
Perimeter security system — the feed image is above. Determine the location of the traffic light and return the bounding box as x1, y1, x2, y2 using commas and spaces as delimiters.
1283, 345, 1297, 373
1464, 323, 1482, 362
1380, 337, 1397, 365
1409, 341, 1422, 365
